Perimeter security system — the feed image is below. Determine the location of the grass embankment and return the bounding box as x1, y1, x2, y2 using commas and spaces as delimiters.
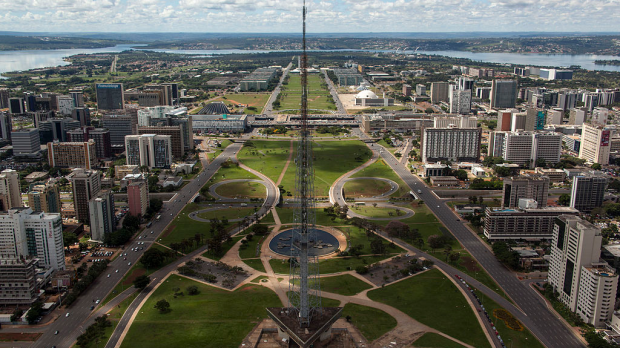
319, 274, 373, 296
207, 139, 233, 162
341, 303, 397, 341
120, 275, 282, 348
210, 93, 270, 114
351, 159, 410, 198
278, 74, 336, 112
343, 178, 393, 198
368, 268, 491, 348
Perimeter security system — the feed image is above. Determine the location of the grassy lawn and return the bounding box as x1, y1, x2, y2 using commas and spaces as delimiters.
319, 274, 373, 296
377, 139, 394, 149
120, 275, 281, 348
341, 303, 396, 342
237, 140, 291, 184
343, 178, 393, 197
238, 234, 266, 259
159, 204, 209, 247
351, 159, 411, 198
261, 212, 275, 225
202, 236, 243, 261
207, 139, 233, 161
243, 259, 267, 273
211, 93, 270, 114
279, 140, 372, 197
368, 269, 491, 348
275, 207, 348, 226
197, 207, 259, 222
269, 255, 392, 275
278, 74, 336, 112
412, 333, 466, 348
471, 287, 545, 348
349, 205, 409, 219
206, 164, 260, 185
250, 275, 269, 283
214, 181, 266, 198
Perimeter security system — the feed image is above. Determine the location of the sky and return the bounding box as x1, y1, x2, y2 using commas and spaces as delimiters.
1, 0, 620, 33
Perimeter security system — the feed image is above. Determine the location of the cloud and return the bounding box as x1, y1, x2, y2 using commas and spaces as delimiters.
0, 0, 620, 32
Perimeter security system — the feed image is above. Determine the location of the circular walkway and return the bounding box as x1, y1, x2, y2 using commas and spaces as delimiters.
342, 177, 399, 198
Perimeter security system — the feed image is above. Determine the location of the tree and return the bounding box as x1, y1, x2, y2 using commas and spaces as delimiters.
370, 238, 386, 254
123, 214, 140, 232
186, 285, 199, 295
558, 193, 570, 206
154, 299, 171, 313
133, 275, 151, 290
140, 248, 166, 269
427, 235, 447, 251
26, 302, 44, 324
592, 163, 602, 170
10, 308, 23, 322
454, 170, 468, 181
63, 232, 79, 250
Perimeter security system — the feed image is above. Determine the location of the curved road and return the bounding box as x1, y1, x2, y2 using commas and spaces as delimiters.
32, 139, 279, 348
341, 176, 400, 199
332, 140, 584, 348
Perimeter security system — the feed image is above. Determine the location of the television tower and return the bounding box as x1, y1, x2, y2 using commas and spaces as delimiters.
267, 3, 341, 346
287, 0, 322, 327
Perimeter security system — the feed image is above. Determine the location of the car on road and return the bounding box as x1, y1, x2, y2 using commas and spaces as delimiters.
116, 269, 119, 273
90, 306, 95, 310
128, 262, 131, 266
107, 274, 110, 278
66, 313, 70, 317
96, 300, 100, 304
54, 330, 59, 335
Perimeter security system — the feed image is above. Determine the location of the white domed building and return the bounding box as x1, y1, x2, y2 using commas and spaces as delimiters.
354, 90, 394, 107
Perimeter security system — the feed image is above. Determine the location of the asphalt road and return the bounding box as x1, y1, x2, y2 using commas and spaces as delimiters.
264, 62, 293, 116
32, 140, 278, 348
368, 145, 584, 348
322, 71, 346, 114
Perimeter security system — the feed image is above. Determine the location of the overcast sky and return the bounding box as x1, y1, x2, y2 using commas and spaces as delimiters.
1, 0, 619, 33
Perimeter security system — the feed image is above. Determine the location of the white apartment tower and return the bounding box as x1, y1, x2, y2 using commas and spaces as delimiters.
125, 134, 173, 169
89, 190, 116, 242
422, 127, 481, 163
579, 124, 612, 165
549, 216, 618, 327
0, 169, 22, 211
449, 86, 471, 114
0, 207, 65, 271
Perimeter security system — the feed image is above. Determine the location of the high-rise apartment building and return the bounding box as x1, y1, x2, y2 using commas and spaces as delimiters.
125, 134, 173, 169
497, 109, 515, 132
0, 258, 38, 305
138, 126, 185, 160
102, 114, 137, 147
579, 124, 612, 165
592, 107, 609, 126
127, 180, 148, 218
489, 131, 562, 168
502, 175, 549, 208
70, 91, 84, 108
88, 128, 112, 159
483, 206, 578, 240
47, 140, 97, 169
0, 169, 22, 211
569, 108, 587, 126
490, 79, 518, 109
8, 98, 25, 114
421, 127, 481, 163
549, 216, 618, 328
0, 113, 12, 140
0, 207, 64, 271
71, 107, 91, 127
449, 86, 471, 114
11, 129, 41, 157
89, 190, 115, 242
432, 116, 477, 129
430, 82, 450, 103
0, 89, 9, 109
96, 83, 124, 110
26, 181, 62, 213
525, 108, 545, 131
570, 173, 609, 213
38, 118, 81, 143
70, 168, 101, 223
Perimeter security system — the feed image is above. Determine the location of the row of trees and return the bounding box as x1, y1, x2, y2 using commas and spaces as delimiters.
77, 316, 112, 347
64, 260, 110, 306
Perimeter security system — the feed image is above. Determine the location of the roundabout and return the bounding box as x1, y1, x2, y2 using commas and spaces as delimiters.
268, 227, 342, 257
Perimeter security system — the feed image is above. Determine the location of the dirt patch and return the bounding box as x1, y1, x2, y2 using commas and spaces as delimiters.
0, 333, 42, 341
360, 254, 428, 287
122, 268, 146, 286
460, 256, 481, 272
160, 225, 176, 239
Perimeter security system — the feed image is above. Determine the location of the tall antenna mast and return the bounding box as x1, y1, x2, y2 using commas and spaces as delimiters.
288, 0, 322, 328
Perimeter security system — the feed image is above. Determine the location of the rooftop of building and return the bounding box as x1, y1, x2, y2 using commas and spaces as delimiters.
584, 263, 617, 277
192, 114, 246, 121
489, 206, 579, 214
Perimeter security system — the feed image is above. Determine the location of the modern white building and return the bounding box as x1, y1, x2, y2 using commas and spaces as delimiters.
11, 129, 41, 158
569, 108, 587, 126
0, 207, 64, 271
137, 106, 188, 127
88, 190, 115, 242
433, 116, 477, 129
0, 169, 22, 211
579, 124, 612, 165
125, 134, 173, 169
421, 127, 481, 163
488, 131, 562, 168
549, 215, 618, 328
591, 107, 609, 126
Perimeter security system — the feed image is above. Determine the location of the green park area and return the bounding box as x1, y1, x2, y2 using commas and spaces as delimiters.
80, 293, 140, 348
279, 140, 373, 196
237, 140, 292, 184
343, 178, 393, 198
276, 74, 336, 112
197, 207, 259, 221
206, 139, 233, 162
210, 93, 271, 114
270, 255, 391, 275
120, 275, 282, 348
214, 181, 266, 199
368, 269, 491, 348
349, 205, 410, 219
351, 159, 410, 198
341, 303, 397, 342
319, 274, 373, 296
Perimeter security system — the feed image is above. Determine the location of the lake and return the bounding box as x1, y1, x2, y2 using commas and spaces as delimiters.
1, 44, 620, 77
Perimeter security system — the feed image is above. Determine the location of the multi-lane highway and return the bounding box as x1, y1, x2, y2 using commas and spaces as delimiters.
32, 140, 278, 348
345, 142, 584, 348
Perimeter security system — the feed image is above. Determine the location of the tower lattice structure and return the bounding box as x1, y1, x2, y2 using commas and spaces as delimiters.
288, 0, 322, 328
